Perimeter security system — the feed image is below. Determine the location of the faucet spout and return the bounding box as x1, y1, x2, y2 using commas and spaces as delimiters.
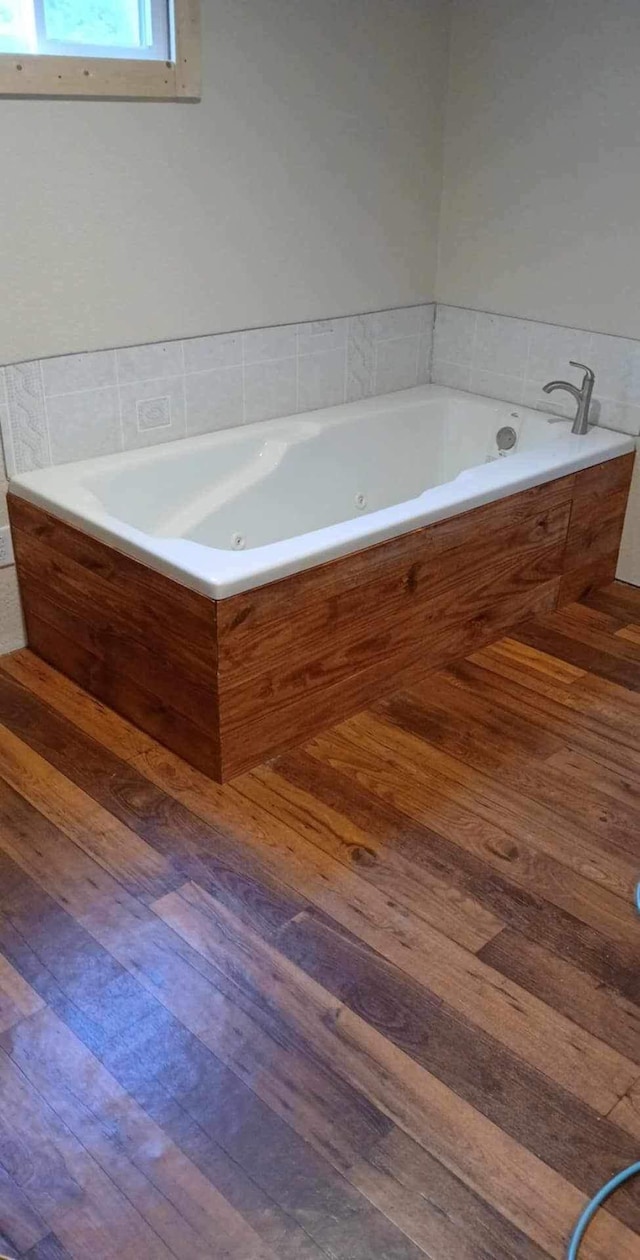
542, 361, 595, 435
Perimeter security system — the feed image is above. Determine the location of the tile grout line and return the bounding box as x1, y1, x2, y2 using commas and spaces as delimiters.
179, 339, 187, 441
114, 348, 125, 452
39, 359, 53, 467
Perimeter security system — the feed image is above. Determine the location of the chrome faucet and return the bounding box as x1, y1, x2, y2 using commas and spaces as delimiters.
542, 361, 595, 435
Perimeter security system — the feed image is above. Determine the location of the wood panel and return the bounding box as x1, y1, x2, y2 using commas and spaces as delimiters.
9, 454, 634, 781
9, 496, 221, 779
0, 582, 639, 1258
215, 456, 631, 777
216, 494, 572, 776
558, 452, 634, 604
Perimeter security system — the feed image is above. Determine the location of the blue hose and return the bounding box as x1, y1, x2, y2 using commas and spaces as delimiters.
565, 881, 640, 1258
567, 1163, 640, 1259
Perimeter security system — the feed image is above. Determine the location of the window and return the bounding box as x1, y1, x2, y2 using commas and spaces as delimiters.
0, 0, 199, 99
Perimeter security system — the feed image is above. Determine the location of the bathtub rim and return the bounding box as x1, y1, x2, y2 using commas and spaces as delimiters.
8, 385, 636, 599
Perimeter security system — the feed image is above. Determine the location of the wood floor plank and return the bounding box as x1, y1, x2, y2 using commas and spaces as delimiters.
0, 1163, 50, 1256
0, 847, 166, 1061
22, 1237, 74, 1260
270, 749, 640, 1005
0, 652, 503, 954
306, 719, 639, 996
368, 696, 640, 897
152, 881, 640, 1260
345, 1127, 554, 1260
1, 583, 639, 1260
379, 680, 640, 865
473, 635, 588, 683
234, 762, 640, 1114
70, 909, 442, 1260
478, 925, 640, 1061
244, 758, 504, 952
545, 744, 640, 810
610, 1081, 640, 1141
0, 953, 45, 1033
1, 654, 634, 1117
0, 1046, 178, 1260
0, 724, 178, 903
616, 623, 640, 646
0, 859, 419, 1259
0, 670, 310, 940
2, 1007, 296, 1260
582, 579, 640, 622
513, 620, 640, 691
275, 907, 640, 1234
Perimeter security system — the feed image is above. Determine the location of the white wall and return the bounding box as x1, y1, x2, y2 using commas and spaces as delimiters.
0, 0, 449, 366
438, 0, 640, 582
437, 0, 640, 340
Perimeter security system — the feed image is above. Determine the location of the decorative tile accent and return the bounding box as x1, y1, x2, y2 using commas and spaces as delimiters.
0, 423, 8, 526
120, 376, 186, 449
185, 364, 244, 437
41, 349, 116, 396
137, 395, 171, 431
346, 315, 377, 403
4, 361, 49, 474
417, 305, 435, 385
244, 358, 298, 426
47, 386, 122, 465
117, 340, 183, 385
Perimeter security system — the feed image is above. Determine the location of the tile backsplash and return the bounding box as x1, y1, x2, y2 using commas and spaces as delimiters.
0, 304, 434, 478
2, 296, 640, 657
432, 305, 640, 436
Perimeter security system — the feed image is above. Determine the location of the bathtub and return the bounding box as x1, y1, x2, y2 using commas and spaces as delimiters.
8, 385, 634, 598
8, 385, 635, 780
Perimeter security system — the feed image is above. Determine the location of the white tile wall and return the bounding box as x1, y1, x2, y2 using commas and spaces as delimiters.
0, 301, 434, 655
0, 303, 434, 478
6, 295, 637, 656
184, 364, 244, 437
432, 305, 640, 436
120, 376, 186, 448
47, 386, 122, 464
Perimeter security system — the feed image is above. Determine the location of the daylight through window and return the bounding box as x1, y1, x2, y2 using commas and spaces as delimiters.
0, 0, 172, 61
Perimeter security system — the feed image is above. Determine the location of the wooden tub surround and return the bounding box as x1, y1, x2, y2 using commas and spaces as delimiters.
8, 452, 634, 781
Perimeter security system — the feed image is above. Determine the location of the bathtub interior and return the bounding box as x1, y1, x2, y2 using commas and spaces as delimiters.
83, 394, 553, 552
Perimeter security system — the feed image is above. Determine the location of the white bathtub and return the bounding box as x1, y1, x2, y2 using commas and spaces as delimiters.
9, 385, 634, 598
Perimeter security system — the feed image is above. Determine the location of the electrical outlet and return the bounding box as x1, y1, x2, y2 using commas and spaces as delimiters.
0, 525, 15, 567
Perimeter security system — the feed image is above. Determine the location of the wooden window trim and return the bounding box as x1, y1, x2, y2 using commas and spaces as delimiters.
0, 0, 200, 101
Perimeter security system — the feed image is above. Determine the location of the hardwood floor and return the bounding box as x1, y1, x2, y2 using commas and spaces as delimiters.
0, 580, 638, 1260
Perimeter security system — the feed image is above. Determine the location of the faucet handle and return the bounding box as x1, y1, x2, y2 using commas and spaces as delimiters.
569, 360, 595, 382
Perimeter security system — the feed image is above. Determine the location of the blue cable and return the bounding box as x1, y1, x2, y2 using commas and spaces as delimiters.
567, 1162, 640, 1259
565, 881, 640, 1258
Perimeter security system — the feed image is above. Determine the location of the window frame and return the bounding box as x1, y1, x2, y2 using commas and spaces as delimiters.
0, 0, 200, 100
